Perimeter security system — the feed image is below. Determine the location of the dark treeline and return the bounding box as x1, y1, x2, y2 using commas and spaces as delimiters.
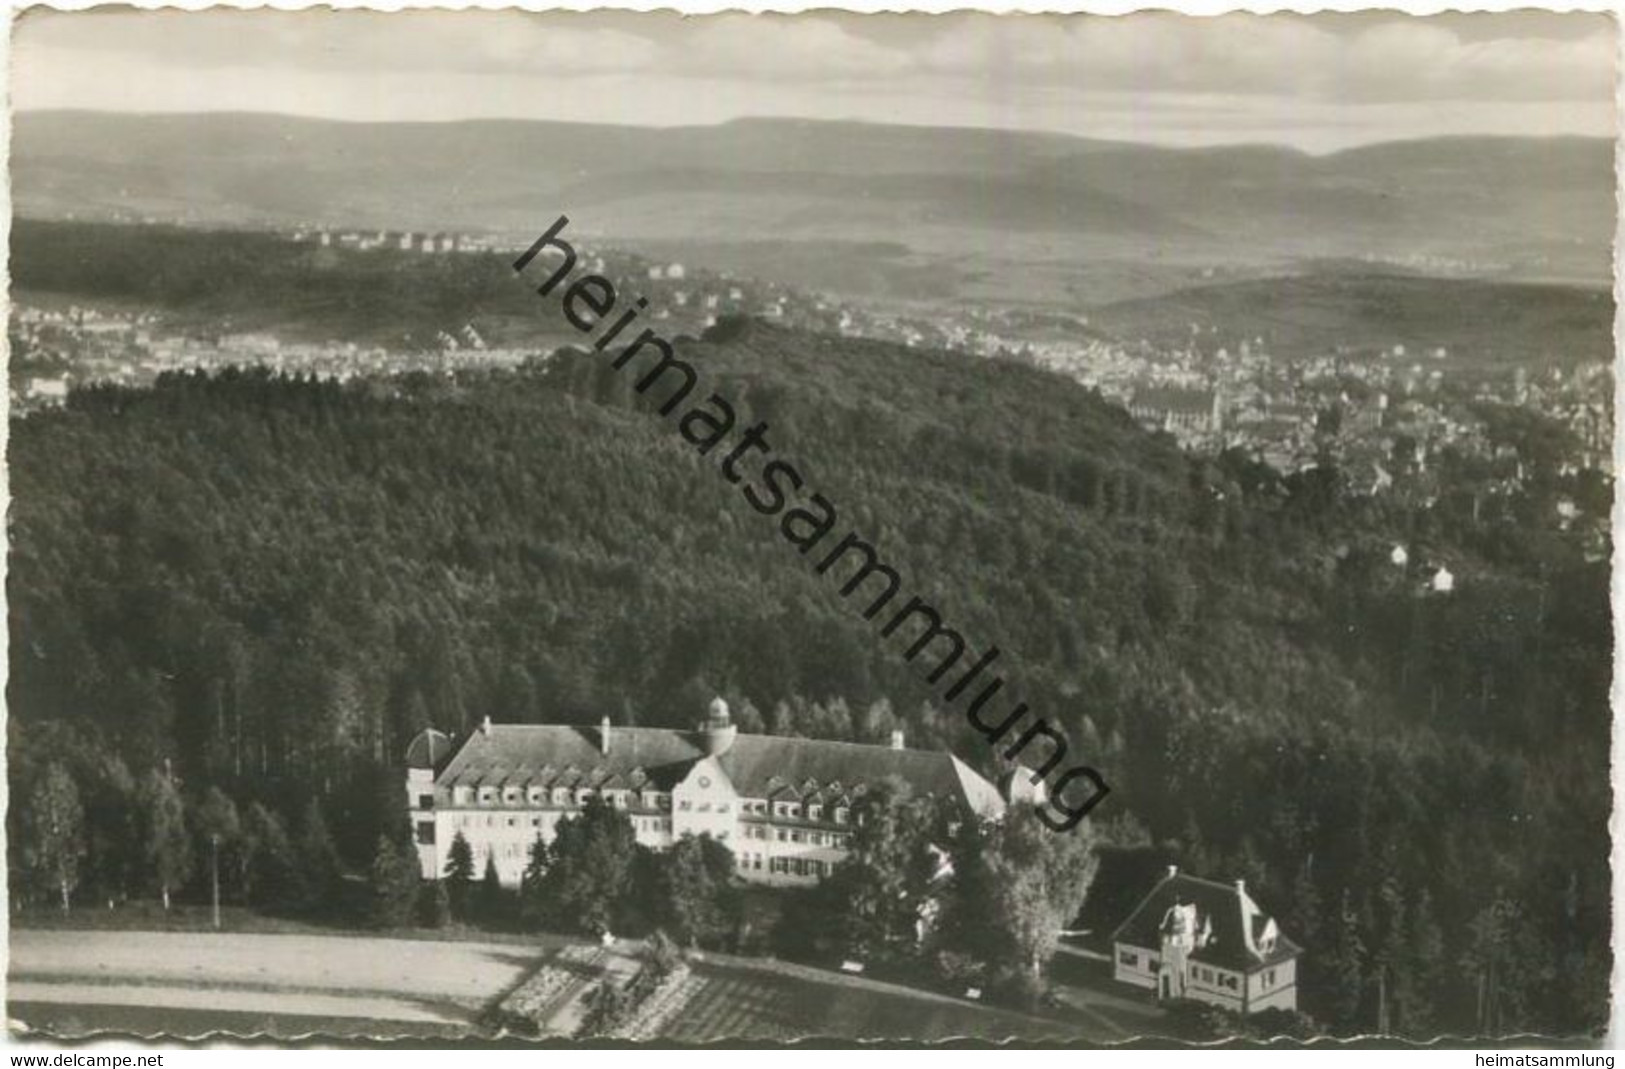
8, 310, 1610, 1036
11, 219, 551, 349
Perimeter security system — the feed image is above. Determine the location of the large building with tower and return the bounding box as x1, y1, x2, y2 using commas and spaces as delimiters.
405, 698, 1008, 888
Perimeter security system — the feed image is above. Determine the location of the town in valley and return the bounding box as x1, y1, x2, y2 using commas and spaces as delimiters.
7, 9, 1614, 1047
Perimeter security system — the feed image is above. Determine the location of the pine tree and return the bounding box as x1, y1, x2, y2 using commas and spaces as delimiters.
444, 829, 476, 919
730, 698, 765, 734
1178, 810, 1218, 876
1465, 897, 1516, 1035
476, 851, 506, 925
79, 752, 139, 907
768, 700, 796, 738
1230, 837, 1270, 899
534, 796, 637, 936
518, 833, 549, 928
367, 834, 421, 929
1324, 890, 1368, 1030
242, 802, 297, 909
857, 698, 896, 743
419, 879, 452, 928
1289, 860, 1323, 952
1398, 889, 1444, 1036
297, 798, 343, 913
1370, 873, 1406, 1034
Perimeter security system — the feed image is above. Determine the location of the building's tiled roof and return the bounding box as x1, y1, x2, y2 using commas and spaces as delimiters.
723, 734, 973, 802
432, 722, 1004, 817
438, 724, 702, 792
1112, 870, 1301, 973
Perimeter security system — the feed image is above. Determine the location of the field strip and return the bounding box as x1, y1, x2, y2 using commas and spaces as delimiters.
11, 929, 539, 1004
7, 969, 484, 1012
684, 954, 1131, 1042
8, 980, 465, 1024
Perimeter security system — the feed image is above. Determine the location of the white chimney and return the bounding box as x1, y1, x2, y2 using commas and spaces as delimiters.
1166, 864, 1179, 880
600, 715, 612, 755
481, 715, 492, 736
890, 729, 905, 750
1235, 877, 1246, 897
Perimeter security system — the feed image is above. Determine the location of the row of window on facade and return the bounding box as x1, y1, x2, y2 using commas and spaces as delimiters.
756, 799, 851, 824
436, 810, 849, 851
437, 784, 857, 825
730, 798, 857, 823
1117, 950, 1244, 992
448, 813, 674, 835
734, 852, 831, 878
742, 824, 851, 849
1192, 965, 1241, 991
446, 784, 671, 810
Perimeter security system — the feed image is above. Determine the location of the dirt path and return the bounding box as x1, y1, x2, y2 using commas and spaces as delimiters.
10, 928, 546, 1035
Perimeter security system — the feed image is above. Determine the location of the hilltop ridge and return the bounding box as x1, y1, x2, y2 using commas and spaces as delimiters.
13, 111, 1611, 284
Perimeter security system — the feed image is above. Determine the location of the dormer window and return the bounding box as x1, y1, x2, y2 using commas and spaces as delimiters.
1256, 917, 1278, 954
454, 786, 473, 806
527, 787, 545, 805
477, 786, 496, 806
834, 806, 849, 824
808, 804, 823, 822
552, 787, 569, 805
502, 787, 521, 805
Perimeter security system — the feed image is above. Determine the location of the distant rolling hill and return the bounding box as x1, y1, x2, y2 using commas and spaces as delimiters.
1088, 271, 1616, 368
13, 111, 1614, 289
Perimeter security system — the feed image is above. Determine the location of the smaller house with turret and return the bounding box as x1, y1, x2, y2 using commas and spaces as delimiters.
1112, 865, 1301, 1014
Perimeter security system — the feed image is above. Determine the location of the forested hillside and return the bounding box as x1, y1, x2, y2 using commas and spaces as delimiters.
11, 220, 561, 350
8, 316, 1610, 1035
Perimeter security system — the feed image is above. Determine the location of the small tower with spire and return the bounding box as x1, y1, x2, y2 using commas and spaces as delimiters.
698, 696, 737, 756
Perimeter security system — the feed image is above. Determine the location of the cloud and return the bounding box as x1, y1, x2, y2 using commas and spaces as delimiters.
15, 9, 665, 78
11, 9, 1616, 149
913, 13, 1614, 104
673, 15, 913, 81
1333, 24, 1615, 102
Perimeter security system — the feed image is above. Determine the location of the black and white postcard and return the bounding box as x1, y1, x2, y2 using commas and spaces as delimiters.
4, 6, 1616, 1048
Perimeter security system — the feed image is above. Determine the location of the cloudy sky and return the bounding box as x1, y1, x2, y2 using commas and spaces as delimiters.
13, 9, 1617, 150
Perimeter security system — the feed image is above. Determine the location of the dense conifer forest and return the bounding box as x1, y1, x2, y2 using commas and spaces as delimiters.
8, 230, 1611, 1036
